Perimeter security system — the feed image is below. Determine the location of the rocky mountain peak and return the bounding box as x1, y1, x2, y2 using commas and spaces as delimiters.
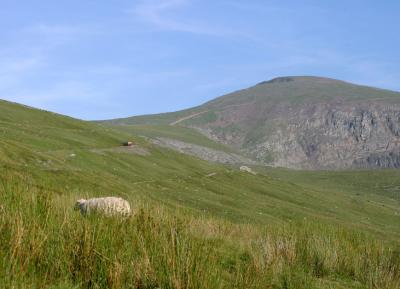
104, 76, 400, 169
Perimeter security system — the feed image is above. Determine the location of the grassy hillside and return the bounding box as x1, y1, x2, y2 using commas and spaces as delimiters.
106, 124, 236, 153
2, 180, 400, 289
1, 99, 400, 288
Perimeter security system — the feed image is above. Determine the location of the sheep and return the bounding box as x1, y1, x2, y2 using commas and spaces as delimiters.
75, 197, 131, 217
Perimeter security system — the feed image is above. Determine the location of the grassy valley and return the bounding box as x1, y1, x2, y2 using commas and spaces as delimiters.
1, 99, 400, 288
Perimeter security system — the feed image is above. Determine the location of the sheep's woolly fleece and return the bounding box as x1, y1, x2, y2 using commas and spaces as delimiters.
75, 197, 131, 216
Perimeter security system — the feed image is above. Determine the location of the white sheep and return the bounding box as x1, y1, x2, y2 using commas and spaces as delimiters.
75, 197, 131, 217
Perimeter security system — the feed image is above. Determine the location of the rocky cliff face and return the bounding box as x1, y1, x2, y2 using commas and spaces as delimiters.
188, 102, 400, 169
180, 78, 400, 169
106, 76, 400, 170
245, 103, 400, 169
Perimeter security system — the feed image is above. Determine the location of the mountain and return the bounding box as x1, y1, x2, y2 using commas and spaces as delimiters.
2, 98, 400, 288
104, 76, 400, 169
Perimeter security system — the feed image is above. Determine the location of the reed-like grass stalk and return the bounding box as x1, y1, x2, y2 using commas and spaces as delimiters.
1, 178, 399, 289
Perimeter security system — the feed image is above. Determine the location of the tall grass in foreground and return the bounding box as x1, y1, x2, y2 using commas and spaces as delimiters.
1, 178, 400, 289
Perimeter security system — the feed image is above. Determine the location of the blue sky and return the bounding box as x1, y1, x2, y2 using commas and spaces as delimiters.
1, 0, 399, 120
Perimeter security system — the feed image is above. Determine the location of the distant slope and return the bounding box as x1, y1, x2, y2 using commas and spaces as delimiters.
102, 124, 257, 165
103, 76, 400, 169
1, 98, 400, 241
107, 124, 234, 153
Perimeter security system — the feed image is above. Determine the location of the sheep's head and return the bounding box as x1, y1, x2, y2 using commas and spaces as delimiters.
74, 199, 86, 211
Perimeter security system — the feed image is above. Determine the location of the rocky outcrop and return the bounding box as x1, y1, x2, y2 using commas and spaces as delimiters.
196, 102, 400, 169
177, 77, 400, 169
193, 103, 400, 169
277, 104, 400, 169
150, 137, 256, 165
354, 151, 400, 168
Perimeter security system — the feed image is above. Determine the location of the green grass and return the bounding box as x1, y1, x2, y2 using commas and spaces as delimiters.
1, 177, 400, 289
1, 99, 400, 288
105, 124, 236, 153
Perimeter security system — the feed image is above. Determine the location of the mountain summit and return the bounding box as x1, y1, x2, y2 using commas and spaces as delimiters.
105, 76, 400, 169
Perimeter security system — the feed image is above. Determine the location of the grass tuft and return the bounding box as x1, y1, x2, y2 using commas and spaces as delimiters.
1, 177, 400, 289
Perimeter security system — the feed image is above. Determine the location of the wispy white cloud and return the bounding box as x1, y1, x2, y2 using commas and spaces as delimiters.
0, 23, 75, 87
0, 22, 90, 108
1, 1, 398, 120
129, 0, 242, 37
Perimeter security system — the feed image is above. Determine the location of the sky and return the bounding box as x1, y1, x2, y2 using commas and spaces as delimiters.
1, 0, 399, 120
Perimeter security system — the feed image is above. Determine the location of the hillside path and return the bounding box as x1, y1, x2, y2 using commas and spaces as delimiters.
169, 111, 209, 126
